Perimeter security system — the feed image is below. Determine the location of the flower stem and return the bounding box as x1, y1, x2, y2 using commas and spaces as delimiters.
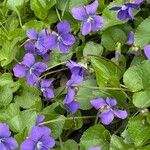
39, 116, 95, 125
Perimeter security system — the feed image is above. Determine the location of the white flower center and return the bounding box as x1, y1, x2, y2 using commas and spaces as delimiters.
36, 141, 43, 149
87, 16, 93, 23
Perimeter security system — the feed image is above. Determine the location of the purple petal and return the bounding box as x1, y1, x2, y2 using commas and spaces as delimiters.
27, 29, 37, 40
126, 31, 134, 45
26, 73, 38, 85
0, 123, 11, 138
106, 97, 117, 107
71, 6, 88, 21
41, 136, 55, 148
117, 10, 128, 20
81, 22, 92, 35
32, 62, 48, 76
66, 101, 80, 114
46, 34, 58, 50
63, 87, 75, 104
125, 3, 140, 10
13, 64, 28, 78
22, 53, 35, 67
57, 20, 71, 34
29, 126, 51, 142
61, 33, 76, 46
135, 0, 144, 4
113, 110, 128, 119
85, 0, 99, 15
90, 98, 106, 110
36, 115, 45, 125
100, 110, 114, 125
144, 45, 150, 60
128, 8, 134, 19
24, 42, 36, 54
110, 6, 122, 11
41, 53, 51, 62
66, 60, 81, 70
88, 147, 101, 150
59, 42, 70, 53
4, 137, 18, 149
92, 15, 104, 32
38, 29, 47, 39
40, 79, 53, 88
67, 74, 84, 86
20, 139, 35, 150
42, 88, 55, 99
0, 142, 7, 150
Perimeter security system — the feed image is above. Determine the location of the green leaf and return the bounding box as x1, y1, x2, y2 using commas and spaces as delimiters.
69, 0, 87, 9
80, 124, 110, 150
110, 135, 134, 150
14, 80, 41, 110
102, 0, 125, 30
83, 42, 103, 57
91, 57, 122, 87
123, 60, 150, 108
57, 140, 78, 150
134, 17, 150, 48
101, 26, 127, 51
64, 111, 83, 130
30, 0, 56, 20
128, 115, 150, 147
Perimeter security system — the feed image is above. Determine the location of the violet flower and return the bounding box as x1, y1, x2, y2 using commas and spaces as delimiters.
27, 29, 53, 54
110, 3, 140, 20
48, 20, 75, 53
144, 44, 150, 60
71, 0, 104, 35
0, 123, 18, 150
24, 41, 50, 62
21, 126, 55, 150
13, 53, 48, 85
90, 97, 127, 125
126, 31, 134, 45
115, 51, 121, 61
66, 100, 80, 114
38, 79, 55, 99
66, 60, 86, 86
36, 115, 45, 125
88, 146, 101, 150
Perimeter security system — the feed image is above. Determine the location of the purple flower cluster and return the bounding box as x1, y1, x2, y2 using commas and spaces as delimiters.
90, 97, 127, 125
21, 115, 55, 150
0, 123, 18, 150
63, 60, 86, 114
110, 2, 140, 20
88, 147, 101, 150
71, 0, 104, 35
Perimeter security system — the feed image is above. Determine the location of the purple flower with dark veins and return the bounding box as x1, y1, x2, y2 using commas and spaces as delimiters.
66, 60, 86, 86
24, 41, 50, 62
71, 0, 104, 35
144, 44, 150, 60
0, 123, 18, 150
66, 100, 80, 114
88, 146, 101, 150
110, 3, 140, 20
90, 97, 127, 125
27, 29, 53, 54
21, 126, 55, 150
126, 31, 134, 45
36, 115, 45, 125
48, 20, 75, 53
13, 53, 48, 85
38, 79, 55, 99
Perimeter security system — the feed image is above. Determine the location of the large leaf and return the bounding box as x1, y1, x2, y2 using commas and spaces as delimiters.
69, 0, 87, 9
83, 41, 103, 57
134, 17, 150, 48
110, 135, 134, 150
80, 124, 110, 150
91, 57, 122, 87
101, 26, 127, 51
30, 0, 56, 19
128, 115, 150, 147
123, 60, 150, 108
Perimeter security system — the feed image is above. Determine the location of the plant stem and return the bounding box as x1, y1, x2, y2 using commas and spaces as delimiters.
40, 116, 95, 125
56, 8, 62, 21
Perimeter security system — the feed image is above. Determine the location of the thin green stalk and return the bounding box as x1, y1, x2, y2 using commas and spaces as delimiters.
40, 116, 95, 125
78, 85, 129, 92
56, 8, 62, 21
94, 109, 101, 124
61, 0, 69, 17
